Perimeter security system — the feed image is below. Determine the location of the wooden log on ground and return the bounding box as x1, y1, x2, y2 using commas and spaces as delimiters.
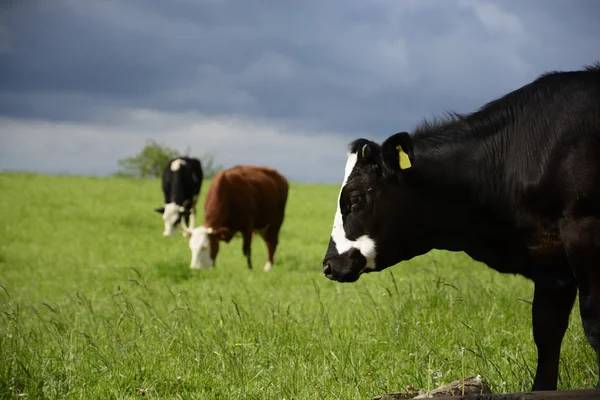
372, 376, 599, 400
373, 376, 492, 399
374, 388, 599, 400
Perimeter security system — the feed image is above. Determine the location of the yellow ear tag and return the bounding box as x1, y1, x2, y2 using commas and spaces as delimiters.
396, 145, 412, 169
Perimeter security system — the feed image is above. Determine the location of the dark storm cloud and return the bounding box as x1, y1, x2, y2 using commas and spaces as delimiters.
1, 0, 599, 181
2, 0, 598, 135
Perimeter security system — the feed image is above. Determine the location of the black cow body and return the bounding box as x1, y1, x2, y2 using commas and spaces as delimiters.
155, 157, 203, 237
322, 63, 600, 391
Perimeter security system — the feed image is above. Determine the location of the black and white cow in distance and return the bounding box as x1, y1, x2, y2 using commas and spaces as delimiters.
155, 157, 203, 237
322, 64, 600, 391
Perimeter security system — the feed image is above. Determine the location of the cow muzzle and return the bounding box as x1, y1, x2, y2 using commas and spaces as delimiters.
189, 247, 214, 270
190, 256, 214, 270
163, 228, 176, 237
322, 247, 367, 283
163, 220, 181, 237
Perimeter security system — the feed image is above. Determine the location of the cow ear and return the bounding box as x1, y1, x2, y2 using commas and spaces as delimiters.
382, 132, 414, 175
354, 139, 378, 164
155, 206, 165, 213
360, 143, 373, 162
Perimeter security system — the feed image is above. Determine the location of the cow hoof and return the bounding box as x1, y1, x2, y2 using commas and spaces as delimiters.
264, 262, 273, 272
182, 232, 190, 238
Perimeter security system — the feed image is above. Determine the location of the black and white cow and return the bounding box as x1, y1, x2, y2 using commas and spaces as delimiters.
155, 157, 203, 237
322, 64, 600, 391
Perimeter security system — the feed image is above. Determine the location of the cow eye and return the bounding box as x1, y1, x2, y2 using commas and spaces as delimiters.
343, 191, 363, 214
347, 193, 362, 212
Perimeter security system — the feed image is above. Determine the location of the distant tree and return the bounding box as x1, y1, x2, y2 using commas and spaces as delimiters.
115, 140, 223, 179
116, 139, 181, 179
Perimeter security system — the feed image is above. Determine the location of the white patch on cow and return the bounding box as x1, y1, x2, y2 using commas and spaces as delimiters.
330, 152, 378, 269
189, 226, 214, 269
170, 158, 187, 171
162, 202, 182, 236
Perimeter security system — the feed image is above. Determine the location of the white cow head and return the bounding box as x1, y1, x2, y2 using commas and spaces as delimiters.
188, 226, 216, 269
155, 202, 188, 236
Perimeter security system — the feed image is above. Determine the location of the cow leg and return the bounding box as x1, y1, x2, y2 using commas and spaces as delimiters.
261, 235, 277, 272
190, 196, 198, 230
260, 229, 279, 272
181, 215, 190, 237
263, 239, 277, 272
189, 209, 196, 230
261, 210, 285, 272
242, 230, 253, 269
560, 218, 600, 388
531, 281, 577, 391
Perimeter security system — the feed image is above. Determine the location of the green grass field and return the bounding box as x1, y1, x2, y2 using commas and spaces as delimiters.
0, 172, 595, 399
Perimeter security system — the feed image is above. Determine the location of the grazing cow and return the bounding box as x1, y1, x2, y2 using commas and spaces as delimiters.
186, 165, 288, 271
155, 157, 203, 237
322, 64, 600, 391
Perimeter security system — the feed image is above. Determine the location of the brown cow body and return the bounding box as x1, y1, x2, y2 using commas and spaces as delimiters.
187, 165, 289, 271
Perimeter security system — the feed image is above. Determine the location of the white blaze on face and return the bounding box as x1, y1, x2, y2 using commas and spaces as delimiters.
189, 226, 214, 269
162, 202, 183, 236
330, 152, 377, 270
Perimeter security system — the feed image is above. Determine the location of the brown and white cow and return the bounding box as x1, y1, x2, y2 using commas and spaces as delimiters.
185, 165, 289, 272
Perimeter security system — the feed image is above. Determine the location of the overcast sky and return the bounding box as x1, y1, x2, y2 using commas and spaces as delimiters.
1, 0, 599, 183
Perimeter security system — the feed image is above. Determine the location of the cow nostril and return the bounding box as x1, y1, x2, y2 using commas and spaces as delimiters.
323, 262, 332, 276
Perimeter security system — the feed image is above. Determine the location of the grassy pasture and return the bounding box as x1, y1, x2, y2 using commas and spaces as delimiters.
0, 172, 595, 399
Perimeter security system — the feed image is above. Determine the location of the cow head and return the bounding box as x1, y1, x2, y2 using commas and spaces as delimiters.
322, 132, 433, 283
155, 203, 190, 236
188, 226, 220, 269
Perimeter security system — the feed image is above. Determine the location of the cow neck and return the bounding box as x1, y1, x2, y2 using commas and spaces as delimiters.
409, 110, 517, 217
406, 119, 530, 272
